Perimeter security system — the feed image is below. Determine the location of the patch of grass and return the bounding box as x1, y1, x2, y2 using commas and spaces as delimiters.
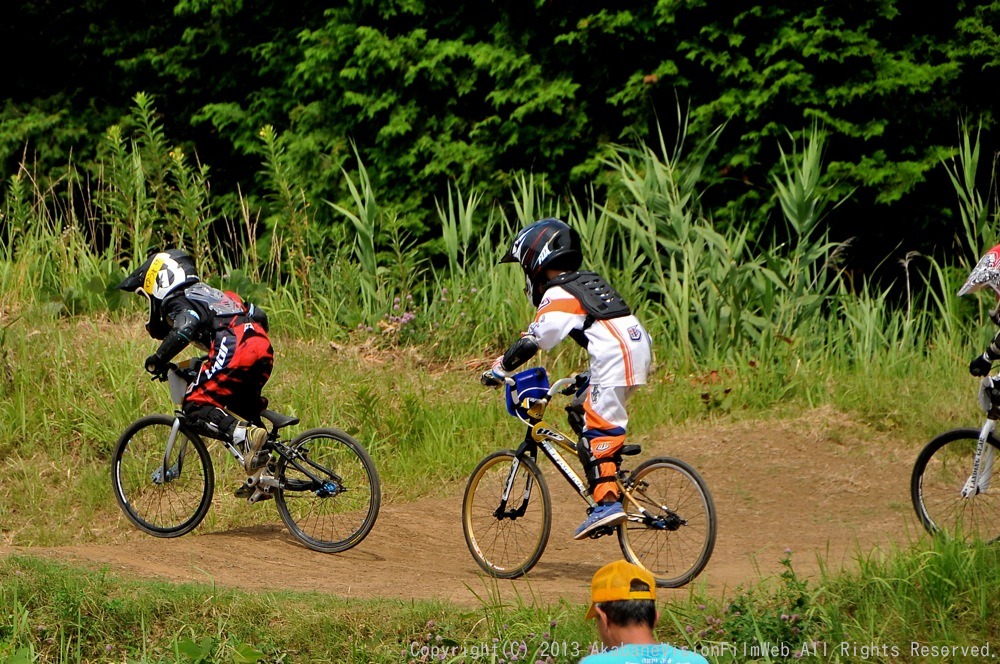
0, 307, 981, 547
0, 555, 604, 663
671, 538, 1000, 663
4, 537, 999, 663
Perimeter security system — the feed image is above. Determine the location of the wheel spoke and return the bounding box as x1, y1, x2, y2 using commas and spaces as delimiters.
275, 429, 380, 553
619, 458, 715, 587
462, 451, 550, 578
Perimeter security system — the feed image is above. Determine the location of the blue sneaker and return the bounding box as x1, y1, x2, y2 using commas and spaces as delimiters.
574, 502, 627, 540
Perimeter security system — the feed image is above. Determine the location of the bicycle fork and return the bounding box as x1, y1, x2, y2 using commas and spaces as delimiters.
151, 418, 185, 484
497, 456, 533, 519
963, 419, 997, 498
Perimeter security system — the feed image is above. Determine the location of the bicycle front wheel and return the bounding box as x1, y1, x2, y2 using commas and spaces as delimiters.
619, 457, 716, 588
462, 450, 551, 579
111, 414, 214, 537
274, 428, 381, 553
911, 428, 1000, 542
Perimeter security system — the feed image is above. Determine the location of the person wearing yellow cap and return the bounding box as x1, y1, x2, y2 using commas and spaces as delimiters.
581, 560, 707, 663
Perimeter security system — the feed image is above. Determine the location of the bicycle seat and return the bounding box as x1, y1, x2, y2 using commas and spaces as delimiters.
261, 409, 299, 431
620, 444, 641, 456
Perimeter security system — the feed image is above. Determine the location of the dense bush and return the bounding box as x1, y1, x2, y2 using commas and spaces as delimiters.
2, 1, 998, 265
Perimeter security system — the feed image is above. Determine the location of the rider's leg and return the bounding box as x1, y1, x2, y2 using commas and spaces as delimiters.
573, 385, 636, 539
185, 321, 274, 472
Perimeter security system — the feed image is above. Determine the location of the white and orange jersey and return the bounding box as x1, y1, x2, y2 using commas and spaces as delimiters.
525, 285, 651, 387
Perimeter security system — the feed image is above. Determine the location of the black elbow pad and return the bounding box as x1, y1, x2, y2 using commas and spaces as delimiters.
501, 336, 539, 372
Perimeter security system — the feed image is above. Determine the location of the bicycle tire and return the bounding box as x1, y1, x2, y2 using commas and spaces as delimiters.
274, 428, 381, 553
111, 414, 214, 537
618, 456, 716, 588
911, 427, 1000, 543
462, 450, 551, 579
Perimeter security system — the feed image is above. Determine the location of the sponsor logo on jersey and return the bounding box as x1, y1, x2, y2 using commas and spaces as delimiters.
596, 442, 611, 452
205, 337, 230, 379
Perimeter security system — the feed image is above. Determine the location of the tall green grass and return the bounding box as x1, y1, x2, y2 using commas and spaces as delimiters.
2, 97, 984, 378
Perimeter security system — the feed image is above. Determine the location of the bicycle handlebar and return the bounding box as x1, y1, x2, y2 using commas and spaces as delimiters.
150, 359, 200, 384
495, 371, 582, 400
549, 377, 578, 397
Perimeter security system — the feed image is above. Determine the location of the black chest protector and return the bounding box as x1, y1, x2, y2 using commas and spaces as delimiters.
183, 283, 246, 321
158, 283, 245, 347
547, 271, 631, 320
545, 271, 630, 348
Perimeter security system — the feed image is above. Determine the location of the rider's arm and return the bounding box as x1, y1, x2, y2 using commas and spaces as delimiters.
148, 299, 202, 368
524, 286, 588, 352
500, 334, 539, 372
985, 330, 1000, 360
500, 287, 587, 372
971, 329, 1000, 376
484, 286, 588, 385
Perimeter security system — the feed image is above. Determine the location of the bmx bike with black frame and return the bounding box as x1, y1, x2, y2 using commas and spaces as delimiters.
111, 359, 381, 553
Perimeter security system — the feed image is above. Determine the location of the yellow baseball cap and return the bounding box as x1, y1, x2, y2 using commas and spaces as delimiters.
585, 560, 656, 619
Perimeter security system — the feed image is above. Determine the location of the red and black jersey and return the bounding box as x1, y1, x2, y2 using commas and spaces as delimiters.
153, 283, 274, 420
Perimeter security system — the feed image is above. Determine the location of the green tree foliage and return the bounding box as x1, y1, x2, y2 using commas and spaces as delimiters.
192, 0, 679, 233
670, 0, 1000, 257
1, 0, 998, 270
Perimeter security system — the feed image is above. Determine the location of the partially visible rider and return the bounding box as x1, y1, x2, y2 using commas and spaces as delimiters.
953, 244, 1000, 497
117, 249, 275, 483
482, 218, 653, 540
960, 244, 1000, 379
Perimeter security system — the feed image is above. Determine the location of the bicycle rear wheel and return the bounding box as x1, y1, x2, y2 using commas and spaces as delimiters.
462, 450, 551, 579
618, 456, 716, 588
274, 428, 381, 553
111, 415, 214, 537
911, 428, 1000, 542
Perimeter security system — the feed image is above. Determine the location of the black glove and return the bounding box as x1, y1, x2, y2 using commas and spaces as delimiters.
561, 370, 591, 396
970, 352, 993, 377
481, 370, 503, 388
145, 354, 167, 378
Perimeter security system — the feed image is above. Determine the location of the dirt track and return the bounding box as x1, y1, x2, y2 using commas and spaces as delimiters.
2, 407, 921, 607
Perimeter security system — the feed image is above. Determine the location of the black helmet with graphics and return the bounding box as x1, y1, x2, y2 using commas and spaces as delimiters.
117, 249, 200, 335
501, 218, 582, 305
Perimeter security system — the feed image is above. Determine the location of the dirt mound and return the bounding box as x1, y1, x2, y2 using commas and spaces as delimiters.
2, 407, 922, 606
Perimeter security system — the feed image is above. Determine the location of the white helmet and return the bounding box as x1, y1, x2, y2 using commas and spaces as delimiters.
958, 245, 1000, 297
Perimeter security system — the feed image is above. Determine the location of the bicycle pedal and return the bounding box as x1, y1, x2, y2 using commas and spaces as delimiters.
588, 525, 616, 540
234, 482, 254, 499
247, 490, 273, 504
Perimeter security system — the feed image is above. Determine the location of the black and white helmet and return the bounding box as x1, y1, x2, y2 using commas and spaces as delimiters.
117, 249, 200, 333
501, 218, 582, 305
